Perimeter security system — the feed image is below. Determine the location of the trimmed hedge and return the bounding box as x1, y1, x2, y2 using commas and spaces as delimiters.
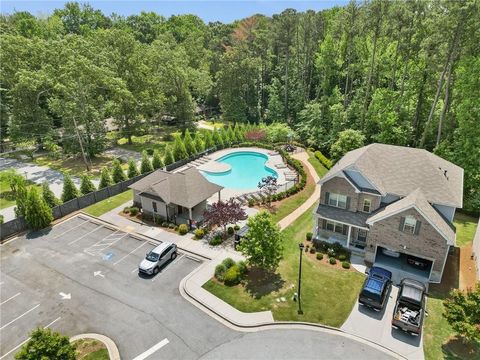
194, 228, 205, 239
316, 253, 323, 260
342, 261, 351, 269
214, 264, 226, 281
329, 257, 337, 265
314, 150, 333, 169
178, 223, 188, 235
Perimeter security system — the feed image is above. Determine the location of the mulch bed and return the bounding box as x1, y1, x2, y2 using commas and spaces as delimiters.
302, 241, 355, 272
73, 338, 107, 359
443, 336, 480, 359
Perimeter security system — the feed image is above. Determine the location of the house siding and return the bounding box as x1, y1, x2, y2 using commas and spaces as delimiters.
141, 197, 168, 219
365, 208, 449, 282
320, 176, 359, 212
358, 193, 381, 213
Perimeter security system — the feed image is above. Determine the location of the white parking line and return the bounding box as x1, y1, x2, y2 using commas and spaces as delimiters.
84, 232, 129, 256
132, 267, 139, 273
0, 292, 20, 306
113, 241, 148, 266
0, 317, 61, 359
0, 304, 40, 330
68, 225, 105, 245
53, 219, 89, 240
132, 338, 169, 360
171, 253, 186, 266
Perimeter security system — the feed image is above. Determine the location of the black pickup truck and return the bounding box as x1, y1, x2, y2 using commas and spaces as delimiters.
392, 278, 427, 336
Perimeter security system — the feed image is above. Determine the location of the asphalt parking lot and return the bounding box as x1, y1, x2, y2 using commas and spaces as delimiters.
0, 214, 238, 360
1, 214, 395, 360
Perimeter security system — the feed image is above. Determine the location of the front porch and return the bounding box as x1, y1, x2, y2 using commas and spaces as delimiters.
314, 216, 368, 252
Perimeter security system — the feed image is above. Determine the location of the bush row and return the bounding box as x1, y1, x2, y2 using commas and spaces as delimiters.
313, 240, 351, 261
314, 150, 333, 169
214, 258, 248, 286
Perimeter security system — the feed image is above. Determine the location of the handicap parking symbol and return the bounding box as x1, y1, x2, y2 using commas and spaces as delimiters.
102, 252, 114, 261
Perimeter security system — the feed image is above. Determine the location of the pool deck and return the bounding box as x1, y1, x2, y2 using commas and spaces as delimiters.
199, 147, 290, 200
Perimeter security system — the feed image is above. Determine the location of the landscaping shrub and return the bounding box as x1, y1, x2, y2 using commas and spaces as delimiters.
327, 248, 336, 257
214, 264, 226, 281
129, 207, 139, 216
174, 226, 179, 231
161, 221, 169, 227
329, 257, 337, 265
224, 265, 241, 286
237, 260, 247, 275
338, 254, 347, 261
145, 148, 154, 155
342, 261, 351, 269
248, 199, 255, 207
194, 228, 205, 239
178, 224, 188, 235
123, 207, 130, 214
316, 253, 324, 260
227, 226, 234, 235
233, 224, 240, 231
305, 245, 309, 252
314, 150, 333, 169
309, 247, 316, 254
306, 232, 313, 241
222, 257, 236, 270
210, 234, 223, 246
168, 223, 176, 229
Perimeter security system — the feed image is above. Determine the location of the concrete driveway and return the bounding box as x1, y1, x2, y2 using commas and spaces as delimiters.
341, 286, 424, 360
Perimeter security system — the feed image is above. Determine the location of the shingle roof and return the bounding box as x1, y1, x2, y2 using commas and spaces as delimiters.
315, 203, 371, 229
322, 143, 463, 208
129, 167, 223, 208
367, 188, 456, 245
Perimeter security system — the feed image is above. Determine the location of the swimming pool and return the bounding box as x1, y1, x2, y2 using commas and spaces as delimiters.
201, 151, 278, 190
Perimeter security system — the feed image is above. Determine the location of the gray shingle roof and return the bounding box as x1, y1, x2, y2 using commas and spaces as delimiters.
129, 167, 223, 208
315, 203, 371, 229
322, 143, 463, 208
367, 188, 456, 245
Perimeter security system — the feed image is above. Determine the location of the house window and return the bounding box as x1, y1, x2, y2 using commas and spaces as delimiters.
403, 216, 417, 234
152, 201, 157, 213
363, 199, 372, 213
326, 220, 345, 234
328, 193, 347, 209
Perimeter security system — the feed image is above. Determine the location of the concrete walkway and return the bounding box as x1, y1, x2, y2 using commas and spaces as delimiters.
0, 158, 99, 222
277, 151, 320, 230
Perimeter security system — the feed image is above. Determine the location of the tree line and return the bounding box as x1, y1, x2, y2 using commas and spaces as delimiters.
0, 1, 478, 212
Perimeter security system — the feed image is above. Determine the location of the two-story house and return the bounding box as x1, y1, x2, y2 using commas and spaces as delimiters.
313, 143, 463, 284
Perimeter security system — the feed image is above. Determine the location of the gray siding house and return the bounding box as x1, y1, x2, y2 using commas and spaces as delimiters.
313, 143, 463, 284
129, 167, 223, 227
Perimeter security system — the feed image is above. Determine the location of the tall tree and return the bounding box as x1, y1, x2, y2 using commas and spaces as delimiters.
25, 187, 53, 230
61, 174, 79, 202
42, 181, 59, 208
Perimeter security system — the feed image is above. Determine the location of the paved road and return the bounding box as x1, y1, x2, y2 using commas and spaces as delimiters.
0, 158, 99, 222
0, 215, 394, 360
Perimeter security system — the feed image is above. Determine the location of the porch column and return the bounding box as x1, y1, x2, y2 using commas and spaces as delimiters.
188, 207, 193, 220
346, 225, 352, 248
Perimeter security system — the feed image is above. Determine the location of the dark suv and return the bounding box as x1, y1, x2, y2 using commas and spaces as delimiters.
358, 267, 393, 311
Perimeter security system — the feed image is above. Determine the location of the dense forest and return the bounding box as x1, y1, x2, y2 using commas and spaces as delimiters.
0, 1, 479, 212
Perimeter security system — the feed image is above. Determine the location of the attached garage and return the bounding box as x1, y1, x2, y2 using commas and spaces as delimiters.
374, 246, 432, 285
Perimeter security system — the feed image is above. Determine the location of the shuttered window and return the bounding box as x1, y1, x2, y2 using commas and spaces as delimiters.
328, 193, 348, 209
402, 216, 417, 234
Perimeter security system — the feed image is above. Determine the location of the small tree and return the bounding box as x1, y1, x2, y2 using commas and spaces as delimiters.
173, 135, 188, 161
203, 199, 246, 237
234, 123, 244, 142
0, 169, 25, 194
164, 146, 175, 166
212, 129, 224, 149
42, 181, 59, 208
183, 129, 197, 156
111, 159, 126, 183
61, 174, 79, 203
330, 129, 366, 162
15, 328, 76, 360
98, 167, 113, 189
80, 175, 96, 195
443, 283, 480, 344
25, 187, 53, 230
127, 157, 139, 178
14, 182, 28, 217
140, 150, 153, 174
238, 211, 283, 271
194, 132, 204, 152
152, 150, 164, 169
258, 176, 279, 207
227, 125, 235, 143
221, 128, 231, 146
203, 130, 214, 149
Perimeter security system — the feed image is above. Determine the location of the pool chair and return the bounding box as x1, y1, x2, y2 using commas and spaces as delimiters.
275, 163, 288, 169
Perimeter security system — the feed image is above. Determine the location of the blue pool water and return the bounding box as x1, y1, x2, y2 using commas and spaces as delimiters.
201, 151, 278, 190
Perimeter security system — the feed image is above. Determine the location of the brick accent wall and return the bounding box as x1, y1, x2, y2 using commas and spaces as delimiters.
358, 193, 381, 213
320, 176, 359, 211
365, 208, 449, 282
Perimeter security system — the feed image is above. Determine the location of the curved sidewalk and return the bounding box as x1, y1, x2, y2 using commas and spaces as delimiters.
278, 151, 320, 230
70, 333, 120, 360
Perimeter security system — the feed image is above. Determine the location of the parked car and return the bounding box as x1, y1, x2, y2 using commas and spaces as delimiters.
406, 255, 429, 269
359, 266, 392, 311
392, 278, 427, 336
139, 242, 177, 275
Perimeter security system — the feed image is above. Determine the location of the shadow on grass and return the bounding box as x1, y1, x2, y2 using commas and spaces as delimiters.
429, 247, 460, 299
244, 267, 285, 299
441, 336, 480, 360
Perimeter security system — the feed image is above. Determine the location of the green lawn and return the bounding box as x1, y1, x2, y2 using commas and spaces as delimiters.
307, 150, 329, 178
0, 177, 42, 210
115, 134, 171, 154
32, 155, 117, 179
82, 348, 109, 360
203, 205, 365, 327
453, 212, 478, 247
83, 190, 133, 217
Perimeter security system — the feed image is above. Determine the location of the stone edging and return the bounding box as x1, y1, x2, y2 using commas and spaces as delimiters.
70, 333, 120, 360
179, 264, 407, 360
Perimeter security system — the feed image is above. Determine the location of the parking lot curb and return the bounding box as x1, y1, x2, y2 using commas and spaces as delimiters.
180, 263, 407, 360
70, 333, 120, 360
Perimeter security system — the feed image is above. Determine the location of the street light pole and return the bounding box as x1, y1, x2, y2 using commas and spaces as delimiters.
298, 243, 304, 315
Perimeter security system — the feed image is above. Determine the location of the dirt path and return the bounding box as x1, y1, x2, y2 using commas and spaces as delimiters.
277, 151, 320, 230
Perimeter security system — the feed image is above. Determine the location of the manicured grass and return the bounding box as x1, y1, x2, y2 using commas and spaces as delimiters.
453, 212, 478, 247
307, 150, 329, 178
82, 349, 109, 360
83, 190, 132, 217
32, 155, 116, 178
203, 205, 365, 327
0, 177, 42, 210
74, 338, 109, 360
270, 180, 315, 224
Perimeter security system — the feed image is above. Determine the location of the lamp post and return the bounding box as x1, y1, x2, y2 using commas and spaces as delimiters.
297, 243, 305, 315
